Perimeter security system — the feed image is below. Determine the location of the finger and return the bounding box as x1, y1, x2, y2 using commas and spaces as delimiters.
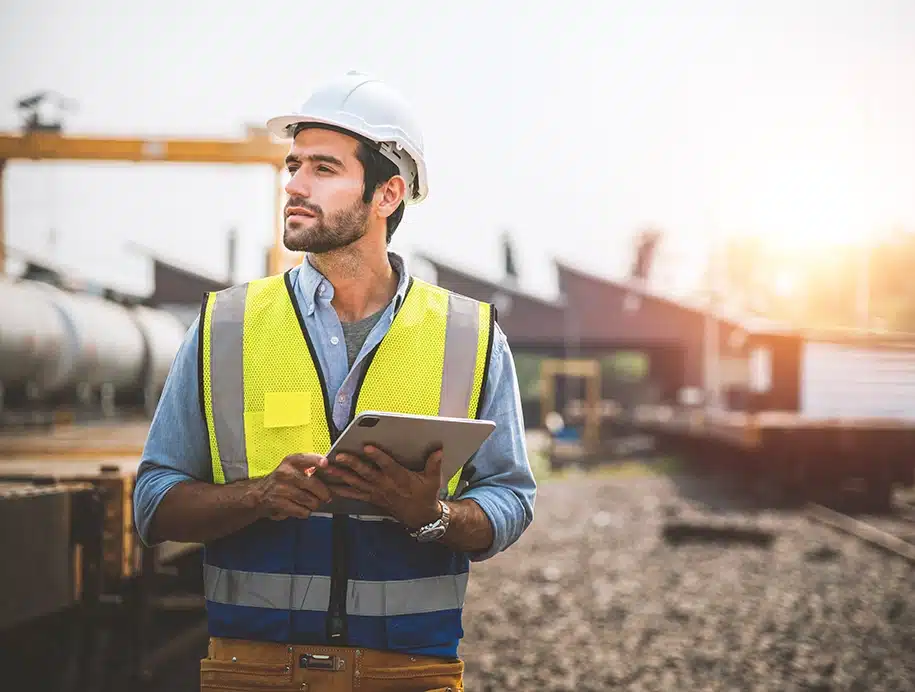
302, 491, 326, 511
281, 462, 330, 497
424, 449, 444, 479
280, 487, 325, 512
329, 485, 372, 502
363, 446, 401, 474
334, 453, 382, 483
285, 453, 328, 472
323, 465, 375, 493
302, 476, 333, 504
267, 497, 314, 521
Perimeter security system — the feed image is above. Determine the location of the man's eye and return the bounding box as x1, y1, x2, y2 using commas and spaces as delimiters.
287, 167, 299, 175
317, 165, 334, 174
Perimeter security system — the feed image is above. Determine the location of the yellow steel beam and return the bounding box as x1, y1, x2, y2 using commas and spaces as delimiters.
0, 131, 288, 166
0, 131, 291, 277
0, 160, 5, 273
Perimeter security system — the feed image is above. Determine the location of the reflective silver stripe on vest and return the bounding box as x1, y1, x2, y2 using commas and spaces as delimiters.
209, 284, 248, 482
204, 564, 468, 616
439, 293, 481, 418
205, 563, 329, 610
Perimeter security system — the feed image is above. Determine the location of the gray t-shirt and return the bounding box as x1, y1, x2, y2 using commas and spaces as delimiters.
341, 307, 386, 370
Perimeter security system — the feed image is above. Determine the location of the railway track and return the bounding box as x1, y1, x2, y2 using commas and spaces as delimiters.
806, 503, 915, 565
0, 420, 150, 459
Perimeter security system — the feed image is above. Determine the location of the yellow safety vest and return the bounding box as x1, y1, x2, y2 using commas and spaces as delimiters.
199, 271, 494, 494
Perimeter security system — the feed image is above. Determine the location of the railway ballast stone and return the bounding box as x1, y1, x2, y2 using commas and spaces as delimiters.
459, 471, 915, 691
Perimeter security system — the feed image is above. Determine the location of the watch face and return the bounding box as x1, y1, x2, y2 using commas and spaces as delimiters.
418, 525, 447, 542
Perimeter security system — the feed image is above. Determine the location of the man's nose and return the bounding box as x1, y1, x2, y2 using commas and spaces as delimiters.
285, 169, 310, 198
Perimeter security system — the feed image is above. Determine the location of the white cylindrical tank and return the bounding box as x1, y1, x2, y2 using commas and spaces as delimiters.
130, 304, 188, 393
29, 282, 147, 391
0, 278, 73, 394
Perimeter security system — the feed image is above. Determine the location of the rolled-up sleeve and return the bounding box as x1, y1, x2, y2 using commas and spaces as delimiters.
133, 315, 212, 546
459, 325, 537, 561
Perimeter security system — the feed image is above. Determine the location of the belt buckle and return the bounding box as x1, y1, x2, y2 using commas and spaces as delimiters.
299, 653, 345, 672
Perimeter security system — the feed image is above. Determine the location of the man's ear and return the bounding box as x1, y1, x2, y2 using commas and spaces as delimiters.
376, 176, 406, 219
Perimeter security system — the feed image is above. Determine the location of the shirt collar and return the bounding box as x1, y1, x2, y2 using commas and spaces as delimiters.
295, 251, 412, 317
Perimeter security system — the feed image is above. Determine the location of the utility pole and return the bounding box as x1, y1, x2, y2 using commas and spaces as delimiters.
0, 160, 5, 275
226, 227, 238, 284
703, 217, 724, 412
856, 238, 870, 330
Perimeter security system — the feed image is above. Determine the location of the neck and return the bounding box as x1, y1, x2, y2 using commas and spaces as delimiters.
308, 235, 398, 323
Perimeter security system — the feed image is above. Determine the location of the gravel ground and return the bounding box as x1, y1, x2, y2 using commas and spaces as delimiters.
458, 467, 915, 691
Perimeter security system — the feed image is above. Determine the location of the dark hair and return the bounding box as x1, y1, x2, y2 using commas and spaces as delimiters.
355, 142, 405, 243
292, 123, 406, 243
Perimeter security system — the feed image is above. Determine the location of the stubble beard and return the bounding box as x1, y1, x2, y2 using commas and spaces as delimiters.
284, 197, 371, 254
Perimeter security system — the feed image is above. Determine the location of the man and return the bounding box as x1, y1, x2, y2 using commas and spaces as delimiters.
133, 71, 536, 692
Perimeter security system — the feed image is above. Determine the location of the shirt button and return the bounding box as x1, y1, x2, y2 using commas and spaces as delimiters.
338, 394, 346, 404
318, 284, 326, 295
331, 336, 339, 345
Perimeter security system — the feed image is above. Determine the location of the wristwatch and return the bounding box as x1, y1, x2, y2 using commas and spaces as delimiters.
409, 500, 451, 542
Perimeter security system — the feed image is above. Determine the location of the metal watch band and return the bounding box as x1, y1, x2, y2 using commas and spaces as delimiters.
409, 500, 450, 540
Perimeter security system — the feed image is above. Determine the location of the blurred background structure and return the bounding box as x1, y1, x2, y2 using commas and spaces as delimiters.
2, 1, 915, 690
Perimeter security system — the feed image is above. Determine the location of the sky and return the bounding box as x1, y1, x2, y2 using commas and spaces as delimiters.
2, 0, 914, 301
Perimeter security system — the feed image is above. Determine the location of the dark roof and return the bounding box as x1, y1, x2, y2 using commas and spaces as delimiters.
552, 260, 915, 346
417, 253, 562, 308
552, 259, 745, 330
149, 259, 230, 306
126, 242, 229, 286
5, 247, 147, 303
153, 256, 230, 287
420, 252, 745, 348
417, 253, 567, 345
125, 242, 231, 306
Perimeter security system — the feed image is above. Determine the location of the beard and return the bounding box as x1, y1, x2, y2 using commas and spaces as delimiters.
283, 195, 371, 254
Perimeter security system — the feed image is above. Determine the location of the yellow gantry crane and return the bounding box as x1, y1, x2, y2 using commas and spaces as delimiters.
0, 126, 300, 277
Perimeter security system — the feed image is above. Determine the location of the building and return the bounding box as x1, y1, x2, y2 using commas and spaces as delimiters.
419, 253, 748, 424
126, 242, 233, 327
731, 325, 915, 419
144, 255, 231, 326
421, 252, 915, 425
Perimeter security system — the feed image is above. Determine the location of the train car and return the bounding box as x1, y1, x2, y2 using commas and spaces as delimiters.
129, 304, 187, 416
0, 277, 72, 400
0, 277, 187, 419
632, 326, 915, 512
724, 326, 915, 421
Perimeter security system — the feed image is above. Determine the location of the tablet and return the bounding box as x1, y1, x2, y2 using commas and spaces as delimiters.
318, 411, 496, 516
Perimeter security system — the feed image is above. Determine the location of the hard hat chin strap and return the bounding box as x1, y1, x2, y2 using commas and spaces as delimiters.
378, 141, 419, 199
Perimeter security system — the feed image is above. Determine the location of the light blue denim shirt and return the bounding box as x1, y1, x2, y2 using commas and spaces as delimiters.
133, 252, 536, 561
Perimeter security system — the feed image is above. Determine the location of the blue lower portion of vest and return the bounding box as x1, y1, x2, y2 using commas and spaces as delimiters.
203, 515, 469, 658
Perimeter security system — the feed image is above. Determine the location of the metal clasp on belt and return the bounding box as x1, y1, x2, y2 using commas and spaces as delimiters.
299, 653, 345, 672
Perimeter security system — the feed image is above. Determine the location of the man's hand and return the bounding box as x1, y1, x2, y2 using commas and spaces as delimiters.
325, 446, 444, 529
252, 453, 333, 521
147, 453, 334, 544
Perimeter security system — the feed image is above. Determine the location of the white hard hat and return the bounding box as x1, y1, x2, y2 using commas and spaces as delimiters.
266, 71, 428, 204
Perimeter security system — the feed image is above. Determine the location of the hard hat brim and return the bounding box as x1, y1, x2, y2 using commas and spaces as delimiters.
265, 114, 331, 140
265, 113, 428, 204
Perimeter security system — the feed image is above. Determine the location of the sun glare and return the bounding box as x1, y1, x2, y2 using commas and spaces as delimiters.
773, 271, 796, 297
712, 139, 897, 252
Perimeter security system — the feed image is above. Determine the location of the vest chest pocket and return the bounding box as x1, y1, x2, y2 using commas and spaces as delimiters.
244, 392, 313, 478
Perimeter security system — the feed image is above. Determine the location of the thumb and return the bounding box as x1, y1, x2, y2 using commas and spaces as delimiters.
286, 453, 328, 472
425, 449, 444, 479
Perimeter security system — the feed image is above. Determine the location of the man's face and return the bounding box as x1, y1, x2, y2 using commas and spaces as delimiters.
283, 128, 370, 253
